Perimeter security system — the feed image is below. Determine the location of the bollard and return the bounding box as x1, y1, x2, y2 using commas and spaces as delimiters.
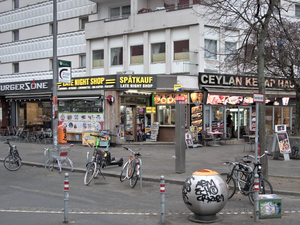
64, 173, 69, 223
86, 152, 89, 165
254, 174, 259, 222
160, 176, 165, 224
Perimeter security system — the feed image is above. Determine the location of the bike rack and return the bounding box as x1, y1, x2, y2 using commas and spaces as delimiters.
138, 158, 142, 189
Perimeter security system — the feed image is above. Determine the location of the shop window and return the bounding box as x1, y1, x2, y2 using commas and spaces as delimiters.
205, 39, 217, 60
58, 99, 103, 113
212, 106, 224, 131
151, 43, 165, 63
157, 105, 175, 125
225, 42, 237, 61
130, 45, 143, 64
93, 50, 104, 68
18, 102, 52, 128
265, 107, 273, 133
283, 107, 290, 127
174, 40, 189, 60
274, 107, 282, 126
111, 47, 123, 66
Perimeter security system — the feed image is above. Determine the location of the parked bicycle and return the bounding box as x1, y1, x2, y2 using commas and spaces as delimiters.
3, 138, 22, 171
84, 133, 123, 186
220, 151, 273, 204
120, 147, 141, 188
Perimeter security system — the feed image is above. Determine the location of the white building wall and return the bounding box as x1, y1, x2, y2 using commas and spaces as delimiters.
0, 0, 12, 13
0, 31, 12, 44
21, 59, 50, 73
58, 18, 80, 34
20, 24, 50, 40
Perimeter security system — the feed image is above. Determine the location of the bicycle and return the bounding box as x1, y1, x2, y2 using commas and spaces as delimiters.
3, 138, 22, 171
84, 133, 123, 186
120, 147, 141, 188
220, 151, 273, 204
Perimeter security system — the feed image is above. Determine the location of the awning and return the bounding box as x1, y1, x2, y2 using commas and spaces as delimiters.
204, 87, 295, 97
5, 93, 52, 101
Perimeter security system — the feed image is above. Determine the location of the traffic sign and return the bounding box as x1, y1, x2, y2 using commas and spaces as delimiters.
58, 60, 72, 84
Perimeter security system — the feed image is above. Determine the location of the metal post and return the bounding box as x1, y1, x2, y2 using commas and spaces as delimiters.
86, 152, 89, 165
139, 158, 142, 189
52, 0, 58, 149
254, 102, 259, 221
64, 173, 69, 223
160, 175, 165, 224
254, 174, 259, 222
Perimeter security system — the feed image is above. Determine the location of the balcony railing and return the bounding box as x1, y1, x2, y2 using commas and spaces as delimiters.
104, 14, 129, 22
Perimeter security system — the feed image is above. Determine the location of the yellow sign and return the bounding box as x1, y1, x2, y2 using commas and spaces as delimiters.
174, 84, 182, 92
146, 107, 156, 113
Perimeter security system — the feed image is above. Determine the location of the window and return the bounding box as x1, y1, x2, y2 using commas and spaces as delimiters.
13, 30, 19, 41
93, 50, 104, 68
49, 23, 53, 35
13, 0, 19, 9
205, 39, 217, 60
111, 47, 123, 66
111, 5, 130, 18
225, 42, 237, 61
80, 17, 88, 30
296, 5, 300, 17
151, 43, 165, 62
157, 105, 176, 125
80, 55, 86, 67
13, 63, 19, 73
174, 40, 189, 60
130, 45, 143, 64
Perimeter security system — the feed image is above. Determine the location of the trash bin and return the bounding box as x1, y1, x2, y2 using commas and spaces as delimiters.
182, 169, 228, 222
259, 194, 282, 219
58, 125, 67, 143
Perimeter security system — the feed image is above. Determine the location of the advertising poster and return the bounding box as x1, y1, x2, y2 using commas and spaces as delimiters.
58, 113, 104, 133
276, 132, 291, 154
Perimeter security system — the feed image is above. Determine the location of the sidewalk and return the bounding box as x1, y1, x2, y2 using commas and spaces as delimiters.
1, 140, 300, 195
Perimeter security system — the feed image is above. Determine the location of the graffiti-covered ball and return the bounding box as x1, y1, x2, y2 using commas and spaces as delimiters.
182, 169, 228, 216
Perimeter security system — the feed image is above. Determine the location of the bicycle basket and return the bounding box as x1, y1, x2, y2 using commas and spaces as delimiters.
95, 149, 105, 160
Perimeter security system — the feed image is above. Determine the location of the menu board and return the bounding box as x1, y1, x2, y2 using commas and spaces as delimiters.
58, 113, 104, 133
125, 107, 134, 141
207, 94, 243, 105
276, 132, 291, 154
190, 126, 198, 142
191, 105, 203, 133
154, 93, 189, 105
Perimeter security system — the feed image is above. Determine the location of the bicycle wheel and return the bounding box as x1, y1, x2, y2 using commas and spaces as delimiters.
84, 162, 97, 186
220, 173, 236, 199
128, 159, 136, 179
129, 165, 139, 188
4, 155, 22, 171
248, 178, 273, 204
120, 161, 129, 182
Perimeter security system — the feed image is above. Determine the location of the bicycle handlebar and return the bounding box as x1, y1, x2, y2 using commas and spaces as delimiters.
242, 151, 270, 160
123, 147, 141, 156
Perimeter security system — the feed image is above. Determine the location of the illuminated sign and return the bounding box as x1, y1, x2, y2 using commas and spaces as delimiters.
57, 76, 116, 90
117, 75, 157, 89
199, 73, 295, 89
0, 79, 52, 94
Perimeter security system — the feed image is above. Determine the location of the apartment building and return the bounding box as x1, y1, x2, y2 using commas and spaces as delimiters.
0, 0, 298, 143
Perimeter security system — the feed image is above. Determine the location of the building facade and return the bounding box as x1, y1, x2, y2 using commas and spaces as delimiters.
0, 0, 298, 144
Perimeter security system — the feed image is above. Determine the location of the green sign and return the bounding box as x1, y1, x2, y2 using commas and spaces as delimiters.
58, 60, 72, 84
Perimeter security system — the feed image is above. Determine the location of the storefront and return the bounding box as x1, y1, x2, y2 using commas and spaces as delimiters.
1, 79, 53, 130
199, 73, 296, 139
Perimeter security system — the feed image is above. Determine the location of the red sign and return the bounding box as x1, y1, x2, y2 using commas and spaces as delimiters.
253, 93, 264, 103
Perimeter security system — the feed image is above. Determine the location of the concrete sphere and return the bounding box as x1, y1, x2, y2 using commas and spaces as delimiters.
182, 169, 228, 216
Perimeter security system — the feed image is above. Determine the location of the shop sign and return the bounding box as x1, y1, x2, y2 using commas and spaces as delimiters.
116, 75, 157, 89
0, 79, 52, 94
146, 107, 156, 113
58, 60, 72, 84
57, 75, 116, 90
154, 93, 188, 105
199, 73, 295, 89
174, 84, 182, 92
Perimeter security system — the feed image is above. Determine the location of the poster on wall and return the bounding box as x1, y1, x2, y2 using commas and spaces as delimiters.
154, 93, 189, 105
58, 113, 104, 133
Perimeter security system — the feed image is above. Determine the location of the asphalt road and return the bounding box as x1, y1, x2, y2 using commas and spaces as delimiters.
0, 165, 300, 225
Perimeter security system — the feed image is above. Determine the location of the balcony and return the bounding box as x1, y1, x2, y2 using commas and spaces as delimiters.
85, 5, 200, 40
